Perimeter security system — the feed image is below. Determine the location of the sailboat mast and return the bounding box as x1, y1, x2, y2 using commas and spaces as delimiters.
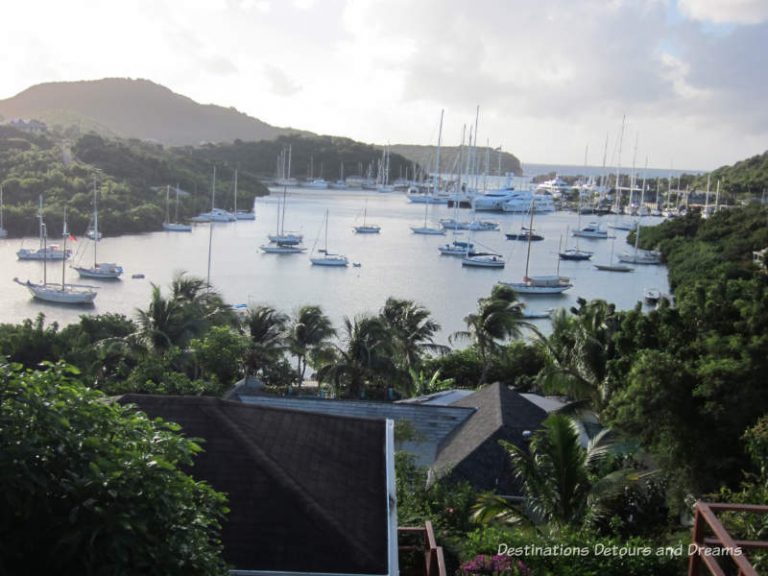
38, 195, 44, 250
165, 185, 171, 223
434, 109, 444, 197
206, 218, 214, 287
324, 209, 329, 252
93, 180, 98, 266
62, 207, 68, 288
614, 115, 626, 214
524, 202, 535, 278
211, 166, 217, 210
175, 184, 181, 221
0, 185, 4, 231
234, 169, 238, 213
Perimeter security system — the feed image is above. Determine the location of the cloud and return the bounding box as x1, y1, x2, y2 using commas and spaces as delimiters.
678, 0, 768, 25
263, 65, 302, 96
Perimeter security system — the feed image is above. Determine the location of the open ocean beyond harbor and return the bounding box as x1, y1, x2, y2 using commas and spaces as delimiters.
0, 185, 670, 344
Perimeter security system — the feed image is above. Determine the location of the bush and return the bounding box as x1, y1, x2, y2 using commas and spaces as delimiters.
0, 361, 229, 575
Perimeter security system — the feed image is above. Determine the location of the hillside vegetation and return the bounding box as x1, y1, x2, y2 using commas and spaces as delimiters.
0, 126, 268, 236
692, 150, 768, 196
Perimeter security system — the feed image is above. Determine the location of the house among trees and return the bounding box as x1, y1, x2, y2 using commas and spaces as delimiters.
116, 394, 399, 575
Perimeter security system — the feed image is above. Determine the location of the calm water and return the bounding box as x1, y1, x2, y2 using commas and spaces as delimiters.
0, 187, 669, 344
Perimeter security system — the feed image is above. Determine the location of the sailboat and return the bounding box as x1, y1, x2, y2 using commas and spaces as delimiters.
506, 205, 544, 241
163, 185, 193, 232
233, 169, 256, 220
559, 192, 593, 260
439, 194, 473, 255
411, 110, 447, 235
74, 180, 123, 279
14, 207, 97, 305
311, 210, 348, 266
353, 200, 381, 234
261, 186, 305, 253
594, 234, 633, 272
0, 185, 7, 238
617, 222, 662, 265
499, 201, 572, 293
17, 196, 71, 261
191, 166, 236, 222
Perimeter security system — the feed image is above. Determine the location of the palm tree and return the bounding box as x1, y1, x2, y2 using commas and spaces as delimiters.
286, 305, 335, 385
535, 299, 620, 411
242, 305, 288, 377
317, 314, 397, 399
135, 284, 188, 353
170, 272, 236, 329
451, 285, 531, 385
380, 298, 448, 395
472, 413, 650, 528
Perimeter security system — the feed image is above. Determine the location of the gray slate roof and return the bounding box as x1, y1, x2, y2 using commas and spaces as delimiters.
117, 394, 390, 574
430, 383, 549, 494
237, 394, 474, 467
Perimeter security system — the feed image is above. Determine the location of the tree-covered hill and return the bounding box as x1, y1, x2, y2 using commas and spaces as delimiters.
0, 126, 268, 237
692, 150, 768, 196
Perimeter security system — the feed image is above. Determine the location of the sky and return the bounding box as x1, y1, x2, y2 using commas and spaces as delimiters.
2, 0, 767, 171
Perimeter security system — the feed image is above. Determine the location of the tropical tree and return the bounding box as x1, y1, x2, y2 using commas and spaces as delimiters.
242, 305, 288, 377
451, 285, 531, 385
135, 283, 189, 353
535, 299, 621, 412
472, 413, 650, 529
0, 361, 228, 575
380, 298, 448, 394
318, 314, 397, 399
286, 305, 335, 384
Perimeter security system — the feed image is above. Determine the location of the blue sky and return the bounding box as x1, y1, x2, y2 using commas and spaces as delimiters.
2, 0, 767, 170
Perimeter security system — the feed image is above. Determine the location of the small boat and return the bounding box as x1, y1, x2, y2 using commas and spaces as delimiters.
594, 263, 634, 272
353, 201, 381, 234
74, 179, 123, 280
304, 178, 329, 189
85, 228, 102, 240
440, 218, 470, 230
558, 248, 593, 261
618, 250, 662, 265
500, 274, 573, 294
467, 220, 499, 231
260, 242, 307, 254
232, 169, 256, 220
311, 210, 348, 267
191, 167, 236, 222
506, 227, 544, 242
162, 183, 192, 231
17, 197, 71, 261
461, 252, 505, 268
499, 199, 571, 294
438, 240, 474, 256
523, 308, 554, 319
644, 288, 661, 304
573, 222, 608, 239
131, 273, 145, 279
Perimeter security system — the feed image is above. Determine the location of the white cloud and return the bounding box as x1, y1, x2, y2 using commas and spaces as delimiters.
678, 0, 768, 25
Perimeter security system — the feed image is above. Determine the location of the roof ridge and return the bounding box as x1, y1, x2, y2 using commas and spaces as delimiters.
201, 403, 379, 566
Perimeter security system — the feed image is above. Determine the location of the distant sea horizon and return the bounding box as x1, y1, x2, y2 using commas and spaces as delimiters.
522, 162, 705, 179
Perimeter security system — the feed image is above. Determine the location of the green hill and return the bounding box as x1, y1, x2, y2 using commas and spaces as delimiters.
388, 143, 522, 177
693, 150, 768, 196
0, 78, 300, 146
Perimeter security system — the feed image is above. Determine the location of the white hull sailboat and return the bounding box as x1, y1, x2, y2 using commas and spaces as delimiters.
311, 210, 348, 267
262, 186, 305, 253
499, 200, 572, 294
17, 196, 71, 261
192, 167, 236, 222
412, 110, 448, 235
15, 207, 97, 305
74, 179, 123, 280
163, 185, 192, 232
462, 252, 505, 268
353, 201, 381, 234
233, 169, 256, 220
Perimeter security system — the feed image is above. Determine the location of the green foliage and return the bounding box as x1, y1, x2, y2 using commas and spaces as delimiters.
0, 361, 228, 575
0, 128, 268, 237
190, 326, 249, 389
692, 150, 768, 196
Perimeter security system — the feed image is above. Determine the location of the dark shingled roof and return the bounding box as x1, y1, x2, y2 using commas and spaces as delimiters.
116, 394, 390, 574
430, 383, 548, 494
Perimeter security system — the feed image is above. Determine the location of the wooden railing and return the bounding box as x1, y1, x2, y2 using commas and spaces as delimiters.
688, 501, 768, 576
398, 521, 447, 576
